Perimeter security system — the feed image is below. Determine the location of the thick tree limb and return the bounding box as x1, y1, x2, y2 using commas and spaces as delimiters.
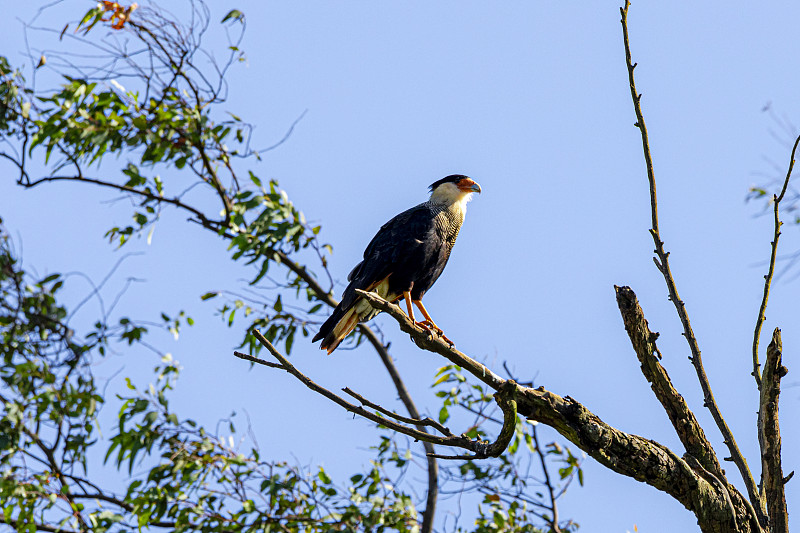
620, 2, 763, 525
758, 328, 789, 533
345, 291, 754, 532
513, 385, 752, 532
615, 285, 724, 480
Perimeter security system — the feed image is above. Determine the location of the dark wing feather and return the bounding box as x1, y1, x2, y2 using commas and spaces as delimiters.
313, 203, 439, 344
343, 203, 437, 300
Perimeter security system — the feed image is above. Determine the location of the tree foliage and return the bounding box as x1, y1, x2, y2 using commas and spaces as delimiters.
0, 2, 580, 532
1, 1, 794, 532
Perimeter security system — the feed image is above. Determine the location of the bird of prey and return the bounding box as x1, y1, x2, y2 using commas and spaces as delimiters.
313, 174, 481, 354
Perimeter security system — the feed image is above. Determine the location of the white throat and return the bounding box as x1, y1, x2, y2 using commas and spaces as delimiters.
429, 182, 474, 210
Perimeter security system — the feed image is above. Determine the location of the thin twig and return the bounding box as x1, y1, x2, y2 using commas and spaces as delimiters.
233, 350, 283, 369
531, 423, 561, 533
342, 387, 454, 436
620, 2, 764, 526
752, 134, 800, 389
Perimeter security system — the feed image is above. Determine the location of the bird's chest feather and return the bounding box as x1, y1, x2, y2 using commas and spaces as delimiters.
433, 202, 466, 249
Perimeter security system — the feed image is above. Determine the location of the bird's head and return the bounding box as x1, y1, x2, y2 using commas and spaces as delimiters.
428, 174, 481, 205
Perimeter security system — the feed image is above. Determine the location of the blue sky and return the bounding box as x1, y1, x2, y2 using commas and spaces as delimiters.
2, 1, 799, 531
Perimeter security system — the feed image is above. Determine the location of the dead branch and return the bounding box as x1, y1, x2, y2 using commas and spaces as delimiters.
333, 291, 753, 532
620, 2, 764, 525
615, 285, 724, 479
758, 328, 789, 533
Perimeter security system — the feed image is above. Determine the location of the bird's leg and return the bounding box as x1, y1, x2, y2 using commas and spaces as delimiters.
403, 291, 416, 322
412, 300, 442, 332
413, 300, 453, 346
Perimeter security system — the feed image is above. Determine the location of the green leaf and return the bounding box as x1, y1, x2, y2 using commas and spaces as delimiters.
221, 9, 245, 24
432, 373, 450, 387
318, 469, 332, 484
40, 273, 60, 284
132, 115, 147, 129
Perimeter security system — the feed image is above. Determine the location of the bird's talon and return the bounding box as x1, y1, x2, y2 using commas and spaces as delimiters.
415, 320, 453, 345
418, 320, 443, 335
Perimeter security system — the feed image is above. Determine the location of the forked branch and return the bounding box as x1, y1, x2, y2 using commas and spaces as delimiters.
239, 329, 518, 460
303, 291, 753, 531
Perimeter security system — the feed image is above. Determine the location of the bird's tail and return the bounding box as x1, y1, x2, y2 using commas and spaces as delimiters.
312, 277, 392, 354
315, 306, 361, 354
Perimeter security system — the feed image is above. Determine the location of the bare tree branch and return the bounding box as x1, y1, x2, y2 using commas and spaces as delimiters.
620, 2, 764, 526
354, 289, 505, 391
758, 328, 789, 533
251, 252, 441, 532
342, 387, 453, 436
15, 172, 217, 228
519, 384, 756, 532
356, 326, 440, 533
615, 285, 724, 479
531, 423, 561, 533
752, 134, 800, 389
241, 329, 518, 459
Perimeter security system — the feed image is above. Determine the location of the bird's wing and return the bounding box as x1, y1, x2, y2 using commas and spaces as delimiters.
345, 203, 439, 297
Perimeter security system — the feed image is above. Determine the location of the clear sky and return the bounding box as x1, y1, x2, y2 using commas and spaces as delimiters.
1, 1, 799, 531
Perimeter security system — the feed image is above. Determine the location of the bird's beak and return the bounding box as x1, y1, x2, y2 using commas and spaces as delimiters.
458, 178, 482, 194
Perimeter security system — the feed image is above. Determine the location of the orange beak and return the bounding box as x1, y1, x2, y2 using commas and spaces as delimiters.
457, 177, 481, 194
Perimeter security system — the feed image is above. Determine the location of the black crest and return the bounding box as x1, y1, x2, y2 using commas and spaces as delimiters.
428, 174, 471, 191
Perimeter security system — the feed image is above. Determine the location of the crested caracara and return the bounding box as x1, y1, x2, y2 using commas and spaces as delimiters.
313, 174, 481, 353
